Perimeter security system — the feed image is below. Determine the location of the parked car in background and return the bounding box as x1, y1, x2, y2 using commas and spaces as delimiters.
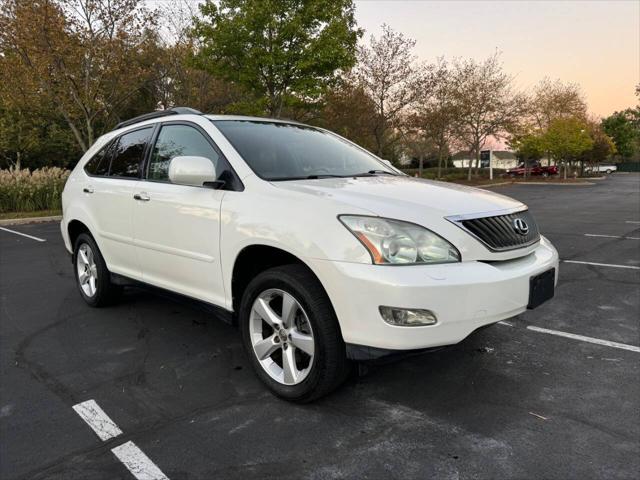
506, 162, 559, 177
60, 108, 559, 402
585, 164, 617, 174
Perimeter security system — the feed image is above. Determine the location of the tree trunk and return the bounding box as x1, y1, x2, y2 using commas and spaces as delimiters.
466, 148, 474, 181
437, 150, 442, 179
418, 154, 424, 178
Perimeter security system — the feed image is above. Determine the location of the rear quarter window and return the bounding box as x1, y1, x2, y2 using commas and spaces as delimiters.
84, 142, 113, 176
109, 128, 153, 178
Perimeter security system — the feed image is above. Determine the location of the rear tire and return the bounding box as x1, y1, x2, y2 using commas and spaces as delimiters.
238, 264, 350, 402
73, 233, 121, 307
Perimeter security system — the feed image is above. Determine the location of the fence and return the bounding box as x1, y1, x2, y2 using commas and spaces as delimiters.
617, 162, 640, 172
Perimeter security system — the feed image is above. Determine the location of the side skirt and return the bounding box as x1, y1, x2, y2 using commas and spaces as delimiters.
110, 272, 235, 325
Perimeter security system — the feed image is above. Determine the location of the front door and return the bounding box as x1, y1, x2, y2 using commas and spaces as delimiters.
132, 123, 225, 306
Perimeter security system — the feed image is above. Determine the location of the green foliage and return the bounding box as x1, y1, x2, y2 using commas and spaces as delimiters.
0, 168, 70, 213
602, 109, 640, 160
543, 117, 593, 163
193, 0, 361, 117
511, 132, 546, 161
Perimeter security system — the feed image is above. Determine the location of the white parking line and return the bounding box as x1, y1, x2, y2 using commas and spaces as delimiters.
112, 441, 170, 480
0, 226, 46, 242
625, 221, 640, 224
584, 234, 640, 240
73, 400, 123, 441
73, 400, 170, 480
527, 326, 640, 353
563, 260, 640, 270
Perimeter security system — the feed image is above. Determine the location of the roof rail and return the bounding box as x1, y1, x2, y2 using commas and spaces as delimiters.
113, 107, 202, 131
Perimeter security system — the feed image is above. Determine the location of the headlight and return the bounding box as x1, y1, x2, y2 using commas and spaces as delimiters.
339, 215, 460, 265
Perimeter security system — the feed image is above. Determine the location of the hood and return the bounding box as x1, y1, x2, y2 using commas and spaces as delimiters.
271, 175, 522, 218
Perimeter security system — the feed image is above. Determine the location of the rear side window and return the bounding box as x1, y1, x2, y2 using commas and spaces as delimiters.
148, 125, 220, 182
109, 128, 153, 178
84, 142, 112, 176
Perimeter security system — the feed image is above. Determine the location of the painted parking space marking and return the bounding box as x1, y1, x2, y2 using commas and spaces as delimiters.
72, 399, 123, 441
73, 400, 170, 479
625, 221, 640, 224
563, 260, 640, 270
112, 441, 170, 480
584, 233, 640, 240
0, 226, 46, 242
527, 326, 640, 353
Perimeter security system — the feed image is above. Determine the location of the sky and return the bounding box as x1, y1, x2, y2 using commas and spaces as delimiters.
354, 0, 639, 118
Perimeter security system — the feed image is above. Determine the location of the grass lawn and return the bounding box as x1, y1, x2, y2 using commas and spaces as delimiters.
0, 209, 62, 220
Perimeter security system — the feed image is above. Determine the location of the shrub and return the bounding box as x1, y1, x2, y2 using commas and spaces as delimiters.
0, 167, 70, 213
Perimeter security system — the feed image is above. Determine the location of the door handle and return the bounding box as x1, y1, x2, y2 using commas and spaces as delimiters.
133, 192, 150, 202
83, 187, 94, 194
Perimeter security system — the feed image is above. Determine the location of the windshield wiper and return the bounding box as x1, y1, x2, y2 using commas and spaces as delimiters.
352, 169, 397, 177
270, 174, 348, 181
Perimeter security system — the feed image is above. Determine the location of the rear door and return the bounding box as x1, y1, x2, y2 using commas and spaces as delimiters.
132, 122, 226, 306
85, 126, 153, 279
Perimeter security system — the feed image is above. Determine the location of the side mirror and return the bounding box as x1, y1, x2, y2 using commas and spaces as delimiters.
169, 156, 217, 187
381, 159, 393, 168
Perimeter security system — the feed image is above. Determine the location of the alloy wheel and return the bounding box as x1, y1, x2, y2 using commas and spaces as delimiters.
76, 243, 98, 297
249, 289, 315, 385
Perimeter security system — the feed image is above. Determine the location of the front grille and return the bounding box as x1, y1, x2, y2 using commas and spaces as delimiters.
454, 209, 540, 251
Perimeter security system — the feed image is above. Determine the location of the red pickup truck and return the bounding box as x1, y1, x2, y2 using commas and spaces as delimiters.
506, 162, 558, 177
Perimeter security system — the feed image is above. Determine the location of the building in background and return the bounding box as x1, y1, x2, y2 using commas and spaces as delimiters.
452, 150, 519, 169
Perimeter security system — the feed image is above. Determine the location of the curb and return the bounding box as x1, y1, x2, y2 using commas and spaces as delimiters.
0, 215, 62, 226
477, 181, 513, 188
514, 182, 594, 186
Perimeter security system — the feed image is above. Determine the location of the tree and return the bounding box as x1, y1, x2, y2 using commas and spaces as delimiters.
543, 117, 593, 179
193, 0, 361, 118
410, 59, 456, 178
314, 77, 377, 153
602, 110, 640, 160
529, 78, 588, 130
357, 24, 421, 157
579, 124, 616, 170
450, 53, 524, 180
0, 0, 161, 152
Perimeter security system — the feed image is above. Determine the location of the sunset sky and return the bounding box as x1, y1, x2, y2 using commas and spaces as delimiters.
355, 0, 639, 118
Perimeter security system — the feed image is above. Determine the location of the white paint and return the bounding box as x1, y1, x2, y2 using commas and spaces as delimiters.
625, 221, 640, 224
527, 326, 640, 353
62, 111, 561, 353
0, 226, 46, 242
563, 260, 640, 270
498, 321, 513, 327
72, 399, 123, 441
111, 441, 169, 480
584, 234, 640, 240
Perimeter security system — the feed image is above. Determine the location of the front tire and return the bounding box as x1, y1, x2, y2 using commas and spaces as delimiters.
73, 233, 121, 307
238, 264, 349, 402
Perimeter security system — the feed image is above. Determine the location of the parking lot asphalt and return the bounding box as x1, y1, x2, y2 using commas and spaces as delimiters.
1, 174, 639, 480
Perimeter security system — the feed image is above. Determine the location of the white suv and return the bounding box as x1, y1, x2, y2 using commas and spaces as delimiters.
61, 108, 559, 402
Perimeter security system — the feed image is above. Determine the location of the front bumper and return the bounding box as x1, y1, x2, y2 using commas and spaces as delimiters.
310, 236, 559, 352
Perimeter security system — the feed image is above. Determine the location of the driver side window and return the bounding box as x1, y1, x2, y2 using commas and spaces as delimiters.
148, 125, 220, 182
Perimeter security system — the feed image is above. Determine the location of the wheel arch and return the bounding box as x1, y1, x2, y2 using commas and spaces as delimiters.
68, 219, 92, 248
230, 244, 334, 322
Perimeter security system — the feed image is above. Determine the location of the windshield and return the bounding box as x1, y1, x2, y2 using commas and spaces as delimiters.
212, 120, 396, 180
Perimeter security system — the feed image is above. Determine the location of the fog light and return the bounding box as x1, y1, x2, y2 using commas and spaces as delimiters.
379, 306, 437, 326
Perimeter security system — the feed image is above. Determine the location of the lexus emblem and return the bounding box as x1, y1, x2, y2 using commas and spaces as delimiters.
513, 218, 529, 236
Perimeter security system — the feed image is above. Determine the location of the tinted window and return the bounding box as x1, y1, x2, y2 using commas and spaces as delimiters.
84, 142, 112, 176
109, 128, 152, 178
148, 125, 220, 182
212, 120, 394, 181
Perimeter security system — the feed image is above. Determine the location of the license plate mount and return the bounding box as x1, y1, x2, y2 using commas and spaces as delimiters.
528, 268, 555, 309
